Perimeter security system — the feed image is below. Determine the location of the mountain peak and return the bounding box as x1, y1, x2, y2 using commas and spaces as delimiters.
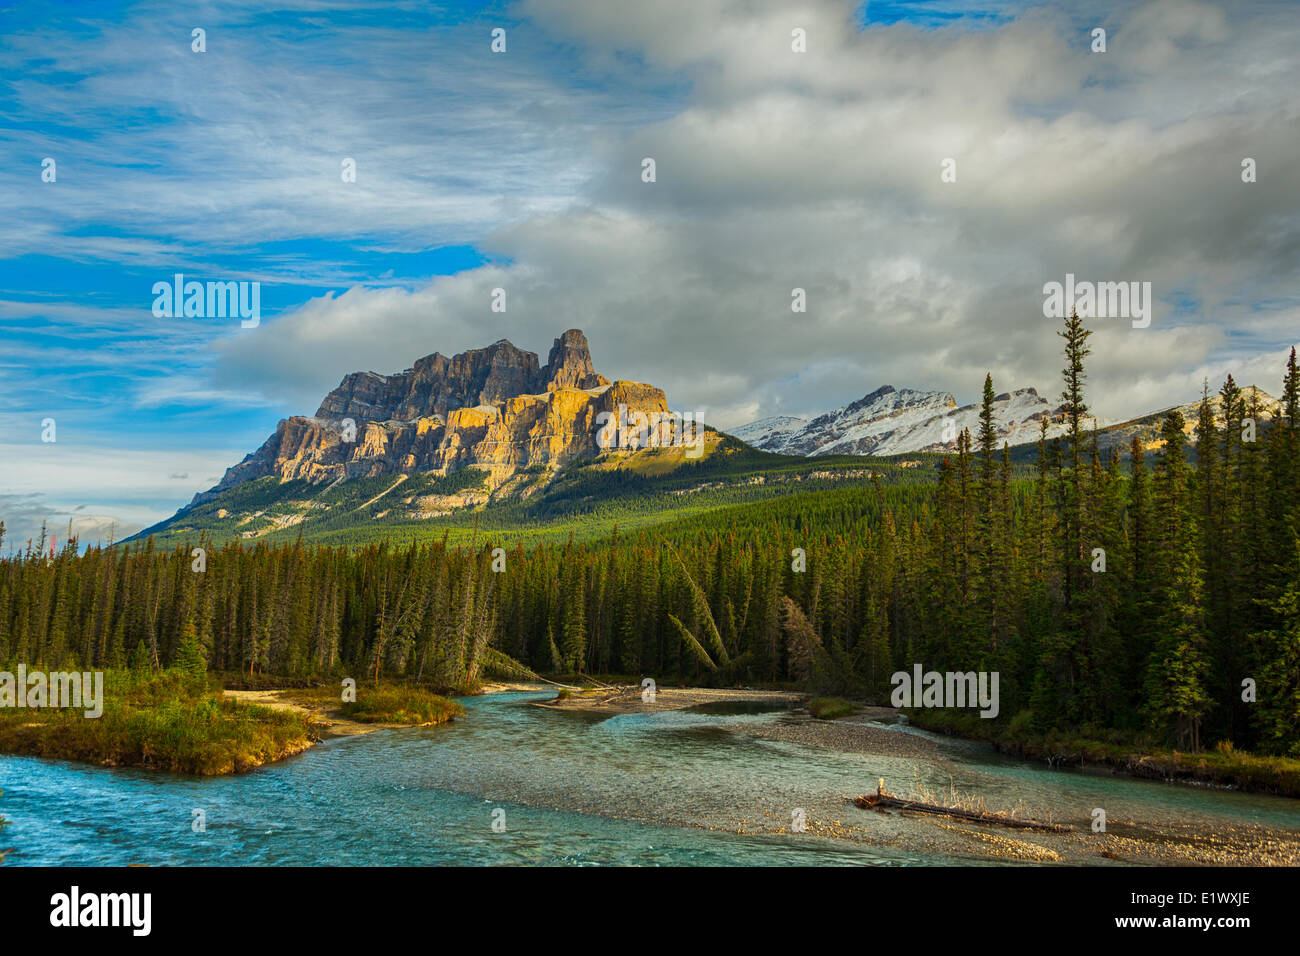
192, 330, 670, 511
737, 382, 1054, 457
541, 328, 609, 391
312, 330, 618, 424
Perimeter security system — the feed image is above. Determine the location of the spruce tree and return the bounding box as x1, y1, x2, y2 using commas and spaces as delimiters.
975, 375, 1001, 656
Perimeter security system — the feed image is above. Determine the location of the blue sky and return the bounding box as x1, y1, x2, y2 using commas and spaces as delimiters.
3, 1, 599, 438
0, 0, 659, 544
2, 0, 1298, 548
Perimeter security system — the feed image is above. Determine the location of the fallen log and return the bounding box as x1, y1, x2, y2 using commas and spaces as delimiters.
854, 780, 1071, 833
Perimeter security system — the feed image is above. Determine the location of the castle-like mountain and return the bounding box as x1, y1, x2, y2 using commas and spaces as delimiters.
195, 329, 669, 504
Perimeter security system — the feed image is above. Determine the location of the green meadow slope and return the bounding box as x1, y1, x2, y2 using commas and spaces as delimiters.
136, 436, 953, 549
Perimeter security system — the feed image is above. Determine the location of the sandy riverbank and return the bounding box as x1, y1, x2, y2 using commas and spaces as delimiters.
222, 689, 407, 739
477, 681, 555, 695
531, 684, 804, 714
734, 717, 944, 759
528, 685, 939, 759
224, 682, 547, 739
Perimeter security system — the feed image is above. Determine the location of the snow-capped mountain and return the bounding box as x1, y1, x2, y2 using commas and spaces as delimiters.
730, 415, 808, 449
733, 385, 1061, 457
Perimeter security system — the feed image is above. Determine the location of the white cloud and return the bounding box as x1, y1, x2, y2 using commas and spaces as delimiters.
192, 0, 1300, 428
7, 0, 1299, 467
0, 444, 246, 548
0, 2, 660, 270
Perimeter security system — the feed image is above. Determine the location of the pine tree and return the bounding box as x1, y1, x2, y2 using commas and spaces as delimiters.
560, 539, 587, 673
1284, 347, 1299, 429
1123, 436, 1157, 710
128, 639, 151, 672
1255, 542, 1300, 754
974, 375, 1002, 656
175, 632, 208, 682
1057, 308, 1092, 621
1145, 545, 1213, 751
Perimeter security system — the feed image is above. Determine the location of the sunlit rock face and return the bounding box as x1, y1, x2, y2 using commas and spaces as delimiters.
195, 329, 665, 502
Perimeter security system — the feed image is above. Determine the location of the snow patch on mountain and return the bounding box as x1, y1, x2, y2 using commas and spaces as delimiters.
730, 415, 807, 448
736, 385, 1067, 457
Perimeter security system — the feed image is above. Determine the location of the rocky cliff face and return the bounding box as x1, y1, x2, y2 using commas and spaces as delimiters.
313, 330, 611, 423
540, 328, 609, 392
198, 330, 662, 502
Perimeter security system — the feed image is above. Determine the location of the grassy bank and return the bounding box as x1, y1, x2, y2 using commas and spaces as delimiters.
0, 670, 315, 775
906, 709, 1300, 798
807, 697, 855, 720
284, 685, 464, 725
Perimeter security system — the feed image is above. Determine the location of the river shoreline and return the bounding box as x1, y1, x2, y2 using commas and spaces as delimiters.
4, 683, 1298, 865
532, 685, 804, 714
5, 677, 1296, 804
532, 683, 1300, 800
222, 689, 397, 739
514, 686, 1300, 864
0, 678, 461, 777
525, 683, 1289, 790
901, 710, 1300, 799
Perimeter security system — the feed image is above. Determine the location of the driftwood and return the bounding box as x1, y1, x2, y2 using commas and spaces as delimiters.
600, 686, 636, 704
854, 780, 1070, 833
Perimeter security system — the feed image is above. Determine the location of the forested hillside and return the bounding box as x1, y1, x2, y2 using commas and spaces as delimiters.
136, 438, 943, 549
2, 315, 1297, 755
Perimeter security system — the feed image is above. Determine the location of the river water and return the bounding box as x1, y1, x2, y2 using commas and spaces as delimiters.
2, 691, 1297, 865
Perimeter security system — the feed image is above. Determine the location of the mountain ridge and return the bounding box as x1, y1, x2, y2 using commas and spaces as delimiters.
141, 329, 1283, 547
733, 383, 1062, 457
193, 328, 668, 506
735, 382, 1281, 460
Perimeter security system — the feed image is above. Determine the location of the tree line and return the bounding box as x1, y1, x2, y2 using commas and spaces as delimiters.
1, 314, 1297, 753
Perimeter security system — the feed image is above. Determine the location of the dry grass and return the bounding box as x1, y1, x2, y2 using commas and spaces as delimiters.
902, 772, 1048, 825
0, 671, 314, 775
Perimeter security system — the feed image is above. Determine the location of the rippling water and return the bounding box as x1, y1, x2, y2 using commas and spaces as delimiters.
1, 691, 1297, 865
